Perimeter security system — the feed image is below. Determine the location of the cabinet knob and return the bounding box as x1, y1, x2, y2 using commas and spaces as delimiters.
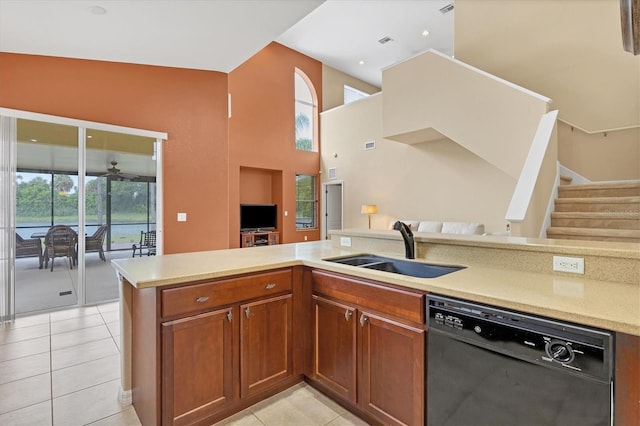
227, 310, 233, 322
345, 309, 353, 321
245, 307, 251, 318
195, 296, 209, 303
360, 314, 367, 327
265, 283, 276, 289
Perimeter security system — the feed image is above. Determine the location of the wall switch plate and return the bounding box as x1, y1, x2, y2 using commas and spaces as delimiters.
340, 237, 351, 247
177, 212, 187, 222
553, 256, 584, 274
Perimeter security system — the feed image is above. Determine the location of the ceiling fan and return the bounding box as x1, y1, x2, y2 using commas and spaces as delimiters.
102, 161, 138, 180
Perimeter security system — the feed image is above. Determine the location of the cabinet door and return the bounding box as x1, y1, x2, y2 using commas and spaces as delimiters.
241, 234, 253, 247
359, 312, 425, 426
162, 308, 235, 426
615, 333, 640, 425
312, 295, 357, 404
240, 294, 293, 398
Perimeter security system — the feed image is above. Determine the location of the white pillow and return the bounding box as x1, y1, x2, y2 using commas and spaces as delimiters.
417, 221, 443, 233
441, 222, 485, 235
402, 220, 420, 229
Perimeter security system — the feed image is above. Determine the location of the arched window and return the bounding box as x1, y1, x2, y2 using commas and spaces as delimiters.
294, 69, 317, 152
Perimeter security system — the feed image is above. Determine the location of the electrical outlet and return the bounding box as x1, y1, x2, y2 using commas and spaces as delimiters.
340, 237, 352, 247
553, 256, 584, 274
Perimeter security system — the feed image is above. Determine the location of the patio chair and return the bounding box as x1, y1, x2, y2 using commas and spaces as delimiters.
85, 224, 108, 261
132, 230, 156, 257
16, 233, 44, 269
44, 225, 77, 271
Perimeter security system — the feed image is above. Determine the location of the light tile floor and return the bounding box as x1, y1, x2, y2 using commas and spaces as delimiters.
1, 304, 369, 426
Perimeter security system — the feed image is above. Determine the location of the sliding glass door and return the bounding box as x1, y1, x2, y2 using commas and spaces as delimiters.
0, 108, 165, 321
84, 129, 157, 304
15, 120, 79, 313
0, 116, 16, 323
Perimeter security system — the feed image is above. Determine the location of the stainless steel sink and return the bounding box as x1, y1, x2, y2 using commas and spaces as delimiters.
324, 254, 465, 278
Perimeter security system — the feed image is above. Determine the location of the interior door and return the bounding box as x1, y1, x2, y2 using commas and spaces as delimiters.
323, 182, 343, 240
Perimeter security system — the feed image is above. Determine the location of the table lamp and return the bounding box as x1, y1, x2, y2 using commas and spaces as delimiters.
361, 204, 378, 229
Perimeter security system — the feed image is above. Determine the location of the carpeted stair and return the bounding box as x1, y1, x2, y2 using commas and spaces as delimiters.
546, 180, 640, 243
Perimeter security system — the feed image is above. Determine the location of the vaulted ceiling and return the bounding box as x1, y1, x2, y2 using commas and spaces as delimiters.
0, 0, 454, 88
2, 0, 637, 133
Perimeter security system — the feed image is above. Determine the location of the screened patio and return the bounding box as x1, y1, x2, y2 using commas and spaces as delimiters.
8, 117, 161, 316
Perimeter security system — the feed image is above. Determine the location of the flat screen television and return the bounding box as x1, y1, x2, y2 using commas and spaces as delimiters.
240, 204, 277, 231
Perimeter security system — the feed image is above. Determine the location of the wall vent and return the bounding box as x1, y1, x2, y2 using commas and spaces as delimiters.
378, 36, 394, 44
364, 141, 376, 150
439, 3, 454, 14
328, 167, 337, 180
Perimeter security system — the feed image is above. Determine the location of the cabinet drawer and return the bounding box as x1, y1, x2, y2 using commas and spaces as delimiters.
162, 269, 292, 318
311, 270, 424, 324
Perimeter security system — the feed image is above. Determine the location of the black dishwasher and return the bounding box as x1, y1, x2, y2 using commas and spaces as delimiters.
427, 295, 613, 426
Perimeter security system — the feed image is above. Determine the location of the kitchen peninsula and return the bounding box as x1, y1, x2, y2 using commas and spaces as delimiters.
112, 231, 640, 425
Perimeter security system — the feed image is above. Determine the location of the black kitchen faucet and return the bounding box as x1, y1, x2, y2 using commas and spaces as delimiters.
393, 221, 415, 259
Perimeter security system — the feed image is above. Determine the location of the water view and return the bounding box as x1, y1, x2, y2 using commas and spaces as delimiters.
17, 222, 155, 251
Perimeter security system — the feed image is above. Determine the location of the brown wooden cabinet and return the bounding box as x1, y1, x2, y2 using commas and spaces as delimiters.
359, 311, 425, 426
241, 231, 279, 247
312, 295, 357, 404
131, 264, 637, 426
240, 294, 293, 398
615, 332, 640, 425
161, 308, 234, 426
309, 270, 426, 426
132, 268, 300, 426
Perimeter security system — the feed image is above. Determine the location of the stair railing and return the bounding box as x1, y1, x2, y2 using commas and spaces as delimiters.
505, 110, 559, 237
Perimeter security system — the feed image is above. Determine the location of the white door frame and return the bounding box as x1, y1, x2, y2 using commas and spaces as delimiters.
321, 180, 344, 240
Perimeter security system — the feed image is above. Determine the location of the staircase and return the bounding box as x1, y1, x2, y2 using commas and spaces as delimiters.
546, 180, 640, 243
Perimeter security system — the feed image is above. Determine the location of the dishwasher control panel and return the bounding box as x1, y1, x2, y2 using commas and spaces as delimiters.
427, 295, 613, 383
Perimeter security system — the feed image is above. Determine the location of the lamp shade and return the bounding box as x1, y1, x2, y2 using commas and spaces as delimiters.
361, 204, 378, 214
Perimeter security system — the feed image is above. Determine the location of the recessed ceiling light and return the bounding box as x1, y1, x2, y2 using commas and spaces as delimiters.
30, 139, 37, 142
88, 5, 107, 15
87, 135, 93, 139
422, 30, 430, 37
358, 60, 365, 65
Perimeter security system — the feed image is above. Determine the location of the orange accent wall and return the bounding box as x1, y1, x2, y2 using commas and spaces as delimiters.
239, 167, 274, 204
229, 43, 322, 247
0, 53, 229, 254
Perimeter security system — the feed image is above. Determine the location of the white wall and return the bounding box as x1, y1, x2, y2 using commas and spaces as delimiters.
321, 94, 516, 234
455, 0, 640, 133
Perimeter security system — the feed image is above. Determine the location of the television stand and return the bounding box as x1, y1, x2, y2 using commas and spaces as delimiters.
241, 230, 279, 248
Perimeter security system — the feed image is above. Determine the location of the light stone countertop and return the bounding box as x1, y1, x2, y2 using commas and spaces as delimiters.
111, 240, 640, 336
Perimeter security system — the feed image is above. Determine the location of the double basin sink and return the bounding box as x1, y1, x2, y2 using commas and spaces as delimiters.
324, 254, 465, 279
